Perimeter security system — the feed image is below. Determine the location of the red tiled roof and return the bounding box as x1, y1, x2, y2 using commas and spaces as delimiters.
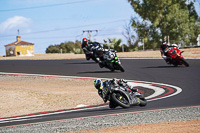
5, 40, 34, 47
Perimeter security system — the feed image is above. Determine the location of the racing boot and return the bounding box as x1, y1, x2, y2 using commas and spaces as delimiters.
109, 101, 118, 109
165, 57, 172, 64
86, 54, 90, 60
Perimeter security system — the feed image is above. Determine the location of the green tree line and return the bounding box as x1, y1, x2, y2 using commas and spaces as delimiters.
127, 0, 200, 48
46, 40, 84, 54
103, 38, 143, 52
45, 38, 146, 54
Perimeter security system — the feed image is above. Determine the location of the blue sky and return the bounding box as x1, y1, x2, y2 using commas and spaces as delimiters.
0, 0, 137, 55
0, 0, 199, 55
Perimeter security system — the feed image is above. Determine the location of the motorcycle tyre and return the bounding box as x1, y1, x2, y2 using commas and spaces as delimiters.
168, 60, 177, 67
99, 63, 104, 68
139, 98, 147, 107
92, 58, 99, 63
180, 58, 189, 67
172, 63, 178, 67
116, 63, 125, 72
110, 69, 115, 72
106, 63, 115, 72
111, 91, 130, 108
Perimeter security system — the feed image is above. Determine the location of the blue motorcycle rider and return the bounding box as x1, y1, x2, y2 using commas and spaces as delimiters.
94, 78, 140, 109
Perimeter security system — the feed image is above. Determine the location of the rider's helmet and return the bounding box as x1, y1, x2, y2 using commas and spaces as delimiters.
161, 41, 169, 50
118, 79, 127, 86
110, 78, 118, 86
172, 44, 178, 48
82, 38, 88, 45
94, 79, 103, 90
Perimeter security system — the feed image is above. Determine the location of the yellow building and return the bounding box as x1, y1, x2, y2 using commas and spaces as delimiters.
5, 36, 34, 56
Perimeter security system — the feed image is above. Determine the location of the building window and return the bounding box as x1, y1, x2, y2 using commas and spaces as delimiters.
17, 52, 20, 55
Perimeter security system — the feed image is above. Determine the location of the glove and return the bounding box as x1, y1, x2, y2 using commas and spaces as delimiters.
131, 87, 138, 92
98, 90, 103, 98
102, 92, 108, 103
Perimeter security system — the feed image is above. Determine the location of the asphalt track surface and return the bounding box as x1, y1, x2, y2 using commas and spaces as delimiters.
0, 59, 199, 127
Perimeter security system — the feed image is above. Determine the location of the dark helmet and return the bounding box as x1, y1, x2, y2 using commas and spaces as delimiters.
161, 41, 169, 49
82, 38, 88, 45
161, 41, 167, 45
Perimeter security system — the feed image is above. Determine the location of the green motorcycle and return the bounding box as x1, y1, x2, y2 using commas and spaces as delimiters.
99, 49, 125, 72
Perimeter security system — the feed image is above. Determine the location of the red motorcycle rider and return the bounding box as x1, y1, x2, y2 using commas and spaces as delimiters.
161, 41, 189, 67
160, 41, 175, 64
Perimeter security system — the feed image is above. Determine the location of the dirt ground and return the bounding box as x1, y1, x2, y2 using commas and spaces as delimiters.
0, 75, 102, 118
0, 75, 199, 132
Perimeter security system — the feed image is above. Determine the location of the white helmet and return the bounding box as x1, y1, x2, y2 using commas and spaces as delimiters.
118, 79, 127, 86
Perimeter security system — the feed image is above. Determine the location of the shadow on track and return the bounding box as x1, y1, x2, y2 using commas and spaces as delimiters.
77, 70, 120, 74
73, 105, 143, 116
64, 62, 97, 65
142, 65, 183, 69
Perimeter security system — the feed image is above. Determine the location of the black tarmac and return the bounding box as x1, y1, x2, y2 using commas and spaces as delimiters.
0, 59, 199, 127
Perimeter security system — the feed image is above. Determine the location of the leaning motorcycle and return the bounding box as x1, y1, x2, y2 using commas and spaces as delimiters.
166, 47, 189, 67
104, 85, 147, 109
99, 49, 125, 72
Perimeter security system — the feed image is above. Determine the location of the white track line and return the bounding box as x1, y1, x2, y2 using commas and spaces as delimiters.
0, 105, 108, 123
120, 58, 200, 59
148, 83, 182, 102
127, 79, 182, 102
128, 83, 165, 99
0, 72, 182, 124
0, 71, 182, 102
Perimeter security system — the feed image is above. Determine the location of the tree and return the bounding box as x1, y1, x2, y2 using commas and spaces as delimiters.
122, 21, 136, 47
46, 40, 83, 54
46, 45, 60, 53
104, 38, 123, 52
128, 0, 200, 47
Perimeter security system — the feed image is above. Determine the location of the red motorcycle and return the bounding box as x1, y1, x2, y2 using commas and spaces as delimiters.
167, 47, 189, 67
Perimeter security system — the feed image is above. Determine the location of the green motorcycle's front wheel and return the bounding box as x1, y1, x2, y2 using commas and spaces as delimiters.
111, 91, 130, 108
116, 63, 125, 72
